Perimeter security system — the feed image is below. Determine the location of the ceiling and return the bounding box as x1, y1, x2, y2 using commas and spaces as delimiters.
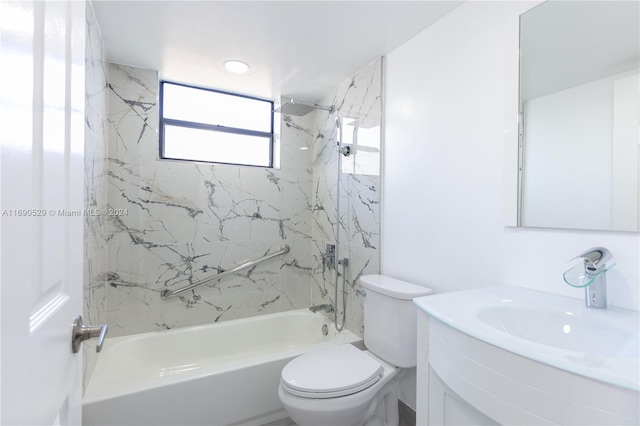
92, 1, 462, 102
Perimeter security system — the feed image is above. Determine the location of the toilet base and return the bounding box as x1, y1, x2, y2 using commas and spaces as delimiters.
278, 352, 400, 426
278, 380, 399, 426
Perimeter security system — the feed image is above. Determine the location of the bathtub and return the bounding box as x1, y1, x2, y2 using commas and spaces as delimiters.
83, 309, 361, 426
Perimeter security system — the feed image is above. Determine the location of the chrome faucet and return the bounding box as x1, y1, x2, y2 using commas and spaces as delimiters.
323, 244, 336, 271
570, 247, 613, 309
309, 304, 335, 314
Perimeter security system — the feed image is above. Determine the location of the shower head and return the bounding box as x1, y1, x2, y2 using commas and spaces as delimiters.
275, 102, 316, 116
274, 98, 335, 116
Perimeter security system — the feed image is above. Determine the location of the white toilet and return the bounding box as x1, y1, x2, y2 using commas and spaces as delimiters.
278, 274, 433, 426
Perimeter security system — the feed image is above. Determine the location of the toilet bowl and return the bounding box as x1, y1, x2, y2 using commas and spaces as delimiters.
278, 275, 433, 426
278, 344, 400, 426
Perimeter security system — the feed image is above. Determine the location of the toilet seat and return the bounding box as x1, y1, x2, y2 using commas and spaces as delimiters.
280, 344, 383, 399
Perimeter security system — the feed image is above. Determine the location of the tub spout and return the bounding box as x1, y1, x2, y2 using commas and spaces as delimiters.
309, 304, 335, 314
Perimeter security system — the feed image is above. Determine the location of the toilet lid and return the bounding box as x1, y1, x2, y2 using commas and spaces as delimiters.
281, 344, 383, 399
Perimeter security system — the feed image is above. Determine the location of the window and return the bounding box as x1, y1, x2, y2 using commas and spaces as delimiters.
160, 82, 274, 167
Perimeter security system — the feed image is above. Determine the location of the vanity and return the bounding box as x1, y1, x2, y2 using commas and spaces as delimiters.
414, 286, 639, 425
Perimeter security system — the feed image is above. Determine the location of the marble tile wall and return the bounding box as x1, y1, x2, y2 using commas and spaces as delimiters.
101, 57, 380, 339
83, 0, 109, 391
309, 58, 382, 336
105, 64, 317, 336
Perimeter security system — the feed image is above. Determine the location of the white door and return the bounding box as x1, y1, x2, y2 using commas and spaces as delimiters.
1, 1, 86, 424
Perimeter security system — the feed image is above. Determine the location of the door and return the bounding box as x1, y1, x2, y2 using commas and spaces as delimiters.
1, 0, 86, 424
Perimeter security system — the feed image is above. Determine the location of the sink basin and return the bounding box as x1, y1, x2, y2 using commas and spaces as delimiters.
477, 305, 639, 358
413, 285, 640, 391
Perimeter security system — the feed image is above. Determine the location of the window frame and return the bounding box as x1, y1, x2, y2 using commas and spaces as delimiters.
159, 81, 275, 168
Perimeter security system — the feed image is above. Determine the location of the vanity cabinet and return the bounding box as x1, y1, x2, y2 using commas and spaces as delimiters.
415, 309, 638, 425
417, 310, 499, 426
426, 364, 497, 425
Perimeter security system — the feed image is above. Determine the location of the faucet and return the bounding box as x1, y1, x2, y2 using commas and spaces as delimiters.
323, 244, 336, 271
569, 247, 613, 309
309, 304, 335, 314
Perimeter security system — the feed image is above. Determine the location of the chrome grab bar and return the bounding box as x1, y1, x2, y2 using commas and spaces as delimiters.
161, 245, 290, 299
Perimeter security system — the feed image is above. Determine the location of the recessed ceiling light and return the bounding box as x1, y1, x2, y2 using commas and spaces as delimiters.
224, 60, 250, 74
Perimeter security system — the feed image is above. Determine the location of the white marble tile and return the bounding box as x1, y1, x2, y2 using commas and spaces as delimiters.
84, 17, 109, 258
311, 133, 339, 244
279, 238, 315, 311
105, 65, 318, 336
342, 245, 380, 337
309, 244, 379, 338
279, 169, 313, 240
202, 165, 285, 242
101, 59, 380, 339
106, 241, 307, 336
201, 163, 313, 243
107, 64, 158, 160
343, 173, 380, 250
84, 247, 107, 290
279, 112, 315, 172
107, 157, 203, 246
309, 58, 383, 337
83, 1, 109, 392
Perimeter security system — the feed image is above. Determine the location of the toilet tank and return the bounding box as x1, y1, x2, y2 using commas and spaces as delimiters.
360, 275, 433, 368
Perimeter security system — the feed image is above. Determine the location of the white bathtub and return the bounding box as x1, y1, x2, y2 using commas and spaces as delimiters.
83, 309, 361, 426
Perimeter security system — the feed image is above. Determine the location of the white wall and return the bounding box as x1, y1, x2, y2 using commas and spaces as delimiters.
383, 0, 639, 313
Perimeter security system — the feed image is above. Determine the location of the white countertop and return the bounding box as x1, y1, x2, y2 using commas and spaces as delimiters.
414, 285, 639, 391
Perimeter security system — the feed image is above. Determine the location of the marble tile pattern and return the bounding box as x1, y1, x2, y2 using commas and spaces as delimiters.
105, 64, 317, 336
310, 58, 382, 336
103, 57, 380, 339
83, 1, 109, 392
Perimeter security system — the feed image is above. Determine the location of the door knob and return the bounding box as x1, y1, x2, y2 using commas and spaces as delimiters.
71, 315, 108, 353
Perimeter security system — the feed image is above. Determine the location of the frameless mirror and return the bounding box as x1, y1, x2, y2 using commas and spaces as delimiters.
518, 1, 639, 231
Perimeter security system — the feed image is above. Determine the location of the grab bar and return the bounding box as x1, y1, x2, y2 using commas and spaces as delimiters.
161, 245, 290, 299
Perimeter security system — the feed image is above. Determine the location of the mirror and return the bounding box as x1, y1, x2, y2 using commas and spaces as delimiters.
519, 1, 639, 231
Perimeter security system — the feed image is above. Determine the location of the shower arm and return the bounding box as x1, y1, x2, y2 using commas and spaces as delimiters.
290, 98, 334, 113
161, 245, 290, 299
274, 98, 335, 116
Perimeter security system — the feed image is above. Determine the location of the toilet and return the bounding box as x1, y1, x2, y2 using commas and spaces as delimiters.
278, 274, 433, 426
